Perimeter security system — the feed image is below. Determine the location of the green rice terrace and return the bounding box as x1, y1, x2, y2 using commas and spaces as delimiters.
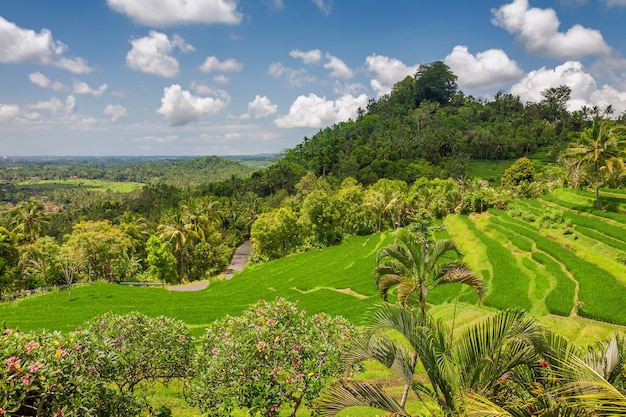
2, 188, 626, 416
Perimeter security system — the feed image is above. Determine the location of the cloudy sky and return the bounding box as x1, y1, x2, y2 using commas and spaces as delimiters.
1, 0, 626, 156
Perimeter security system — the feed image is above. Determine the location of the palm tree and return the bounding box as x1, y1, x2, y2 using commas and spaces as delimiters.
8, 199, 50, 243
158, 210, 193, 282
374, 228, 484, 315
318, 305, 546, 417
373, 228, 484, 407
562, 120, 626, 209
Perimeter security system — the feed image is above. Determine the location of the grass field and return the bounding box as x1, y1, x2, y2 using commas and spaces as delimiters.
19, 178, 145, 193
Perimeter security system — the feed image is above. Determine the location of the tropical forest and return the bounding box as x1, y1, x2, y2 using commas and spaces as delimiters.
2, 62, 626, 416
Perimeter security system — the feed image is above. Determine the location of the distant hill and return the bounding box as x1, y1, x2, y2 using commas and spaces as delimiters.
0, 155, 265, 187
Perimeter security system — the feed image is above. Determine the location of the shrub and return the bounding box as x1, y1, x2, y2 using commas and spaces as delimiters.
82, 311, 195, 394
186, 298, 357, 417
0, 327, 142, 416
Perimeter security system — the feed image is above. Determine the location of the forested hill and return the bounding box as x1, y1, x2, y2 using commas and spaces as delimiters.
270, 61, 620, 188
0, 155, 260, 187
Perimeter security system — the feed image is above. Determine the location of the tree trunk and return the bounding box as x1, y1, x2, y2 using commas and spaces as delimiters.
595, 162, 602, 210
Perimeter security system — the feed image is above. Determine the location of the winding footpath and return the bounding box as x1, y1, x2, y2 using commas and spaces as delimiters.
168, 240, 252, 292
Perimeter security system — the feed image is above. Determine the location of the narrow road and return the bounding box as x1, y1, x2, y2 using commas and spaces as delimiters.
224, 240, 253, 279
168, 240, 253, 291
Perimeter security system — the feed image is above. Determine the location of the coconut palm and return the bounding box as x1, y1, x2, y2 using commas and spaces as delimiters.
318, 305, 548, 417
374, 228, 484, 314
8, 199, 50, 243
562, 119, 626, 209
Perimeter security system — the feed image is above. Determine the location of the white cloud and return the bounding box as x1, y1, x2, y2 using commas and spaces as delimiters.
324, 53, 353, 79
157, 84, 230, 126
126, 31, 194, 78
106, 0, 242, 27
365, 54, 419, 97
312, 0, 332, 15
199, 56, 243, 73
444, 46, 524, 90
0, 17, 93, 74
491, 0, 610, 59
104, 104, 128, 121
27, 95, 77, 115
189, 82, 231, 98
29, 72, 67, 91
245, 95, 277, 119
0, 104, 21, 121
72, 80, 108, 96
274, 93, 368, 128
510, 61, 598, 110
290, 49, 322, 64
268, 63, 316, 87
590, 85, 626, 114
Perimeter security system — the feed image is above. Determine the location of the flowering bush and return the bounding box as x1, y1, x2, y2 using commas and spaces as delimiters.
82, 311, 195, 394
185, 297, 357, 417
0, 327, 141, 416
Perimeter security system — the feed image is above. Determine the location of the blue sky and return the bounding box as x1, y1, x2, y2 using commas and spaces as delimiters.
1, 0, 626, 156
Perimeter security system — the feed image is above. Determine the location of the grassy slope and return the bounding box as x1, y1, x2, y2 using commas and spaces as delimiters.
0, 233, 392, 338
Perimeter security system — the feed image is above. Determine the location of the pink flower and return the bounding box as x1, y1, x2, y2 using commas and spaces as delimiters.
53, 408, 65, 417
179, 334, 186, 341
6, 356, 20, 372
3, 328, 13, 335
29, 363, 43, 373
211, 348, 219, 355
0, 406, 6, 414
256, 341, 267, 351
25, 341, 39, 352
22, 375, 31, 385
296, 373, 303, 381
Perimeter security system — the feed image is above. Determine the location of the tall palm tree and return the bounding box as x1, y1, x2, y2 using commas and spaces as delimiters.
373, 228, 484, 407
8, 199, 50, 243
562, 119, 626, 209
318, 305, 546, 417
374, 228, 484, 315
158, 210, 193, 282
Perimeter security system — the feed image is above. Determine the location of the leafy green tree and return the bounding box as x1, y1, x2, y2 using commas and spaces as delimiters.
561, 119, 626, 209
8, 199, 50, 243
145, 235, 178, 284
185, 298, 356, 417
501, 156, 536, 189
64, 220, 131, 282
0, 227, 19, 295
19, 236, 63, 289
413, 61, 458, 106
250, 207, 299, 259
299, 189, 342, 246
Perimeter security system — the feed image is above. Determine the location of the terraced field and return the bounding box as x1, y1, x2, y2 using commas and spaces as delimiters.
445, 188, 626, 326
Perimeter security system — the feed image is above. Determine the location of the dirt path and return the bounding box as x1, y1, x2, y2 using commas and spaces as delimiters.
168, 240, 253, 291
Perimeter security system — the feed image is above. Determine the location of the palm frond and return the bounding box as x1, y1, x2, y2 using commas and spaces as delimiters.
436, 263, 485, 301
317, 380, 410, 417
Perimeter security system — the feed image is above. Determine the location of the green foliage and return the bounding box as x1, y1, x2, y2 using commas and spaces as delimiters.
413, 61, 458, 105
82, 311, 195, 394
186, 298, 357, 417
145, 235, 178, 284
500, 156, 535, 189
0, 327, 143, 416
64, 220, 132, 282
